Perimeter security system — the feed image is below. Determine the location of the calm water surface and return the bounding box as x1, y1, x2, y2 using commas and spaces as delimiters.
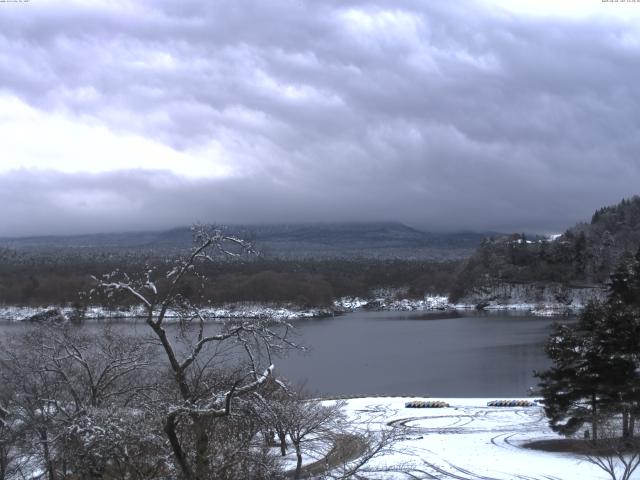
277, 310, 564, 397
0, 310, 567, 397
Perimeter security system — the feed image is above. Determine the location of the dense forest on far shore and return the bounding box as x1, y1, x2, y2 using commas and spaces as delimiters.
0, 251, 461, 308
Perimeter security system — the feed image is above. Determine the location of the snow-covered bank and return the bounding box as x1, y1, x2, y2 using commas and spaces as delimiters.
0, 303, 333, 322
455, 282, 606, 314
0, 291, 587, 322
1, 282, 604, 322
333, 397, 611, 479
333, 295, 450, 312
333, 293, 585, 316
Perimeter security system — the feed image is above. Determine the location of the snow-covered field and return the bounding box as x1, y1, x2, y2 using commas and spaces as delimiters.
335, 397, 613, 479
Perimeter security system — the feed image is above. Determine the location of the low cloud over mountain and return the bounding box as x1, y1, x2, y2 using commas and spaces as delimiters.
1, 0, 639, 235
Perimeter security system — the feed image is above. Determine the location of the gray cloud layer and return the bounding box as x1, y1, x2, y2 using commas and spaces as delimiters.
0, 0, 639, 236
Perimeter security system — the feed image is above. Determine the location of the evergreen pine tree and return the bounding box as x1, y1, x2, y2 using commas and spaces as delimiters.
538, 256, 640, 442
537, 303, 611, 441
610, 264, 629, 301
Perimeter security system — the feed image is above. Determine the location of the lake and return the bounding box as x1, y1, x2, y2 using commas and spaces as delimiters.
0, 310, 565, 398
277, 310, 562, 397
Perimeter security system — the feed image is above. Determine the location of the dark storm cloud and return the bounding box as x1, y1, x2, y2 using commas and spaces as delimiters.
0, 0, 639, 236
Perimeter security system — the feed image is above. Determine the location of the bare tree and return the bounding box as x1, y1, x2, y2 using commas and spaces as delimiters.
253, 377, 293, 457
1, 330, 76, 480
46, 327, 153, 410
324, 427, 405, 480
95, 226, 296, 480
586, 421, 640, 480
281, 393, 345, 479
0, 405, 9, 480
318, 399, 412, 480
0, 325, 156, 479
194, 399, 280, 480
0, 397, 30, 480
61, 407, 168, 479
254, 382, 405, 480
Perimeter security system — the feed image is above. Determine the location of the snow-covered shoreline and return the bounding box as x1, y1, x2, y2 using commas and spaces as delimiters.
333, 295, 583, 316
0, 304, 334, 323
0, 294, 583, 323
454, 282, 606, 315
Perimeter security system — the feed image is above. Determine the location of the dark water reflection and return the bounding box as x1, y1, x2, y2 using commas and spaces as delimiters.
0, 310, 569, 397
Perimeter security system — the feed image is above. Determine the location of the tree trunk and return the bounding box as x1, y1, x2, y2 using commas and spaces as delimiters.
623, 408, 630, 438
293, 441, 302, 479
194, 422, 210, 480
630, 415, 636, 438
278, 431, 287, 456
592, 393, 598, 445
39, 429, 55, 480
0, 446, 7, 480
164, 415, 194, 480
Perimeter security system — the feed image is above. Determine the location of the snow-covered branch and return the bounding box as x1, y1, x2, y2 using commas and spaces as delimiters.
96, 279, 153, 309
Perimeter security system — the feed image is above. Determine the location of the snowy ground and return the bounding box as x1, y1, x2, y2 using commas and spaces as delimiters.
333, 397, 616, 480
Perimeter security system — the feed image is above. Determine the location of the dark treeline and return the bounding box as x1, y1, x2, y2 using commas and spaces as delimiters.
0, 249, 462, 308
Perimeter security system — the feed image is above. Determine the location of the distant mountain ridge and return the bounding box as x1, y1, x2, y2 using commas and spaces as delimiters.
0, 222, 499, 260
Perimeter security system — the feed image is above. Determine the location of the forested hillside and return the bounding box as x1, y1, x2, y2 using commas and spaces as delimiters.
450, 196, 640, 302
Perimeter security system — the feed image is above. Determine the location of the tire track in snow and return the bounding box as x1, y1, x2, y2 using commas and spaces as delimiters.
384, 403, 564, 480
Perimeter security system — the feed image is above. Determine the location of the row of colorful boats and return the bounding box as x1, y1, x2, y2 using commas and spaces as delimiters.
404, 399, 537, 408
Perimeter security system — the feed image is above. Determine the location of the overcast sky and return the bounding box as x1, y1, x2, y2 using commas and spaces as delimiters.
1, 0, 639, 236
